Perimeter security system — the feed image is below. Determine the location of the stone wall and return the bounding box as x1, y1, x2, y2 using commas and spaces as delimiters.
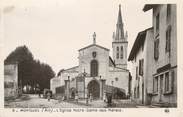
108, 69, 129, 95
4, 64, 18, 98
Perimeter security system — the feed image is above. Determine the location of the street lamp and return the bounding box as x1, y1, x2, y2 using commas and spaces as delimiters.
68, 76, 70, 99
83, 69, 87, 99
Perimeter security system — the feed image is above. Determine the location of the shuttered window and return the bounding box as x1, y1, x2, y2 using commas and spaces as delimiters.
167, 4, 171, 22
165, 72, 169, 92
166, 26, 171, 53
153, 76, 158, 93
139, 59, 144, 76
156, 13, 160, 34
136, 67, 138, 80
154, 39, 159, 60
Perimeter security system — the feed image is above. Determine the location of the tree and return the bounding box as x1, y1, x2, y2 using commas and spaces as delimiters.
5, 45, 33, 63
4, 45, 55, 92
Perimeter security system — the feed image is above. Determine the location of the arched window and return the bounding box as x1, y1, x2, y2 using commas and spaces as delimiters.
120, 46, 123, 59
116, 47, 119, 59
90, 60, 98, 77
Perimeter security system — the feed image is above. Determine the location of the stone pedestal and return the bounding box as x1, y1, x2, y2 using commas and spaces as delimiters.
64, 80, 70, 99
100, 79, 106, 99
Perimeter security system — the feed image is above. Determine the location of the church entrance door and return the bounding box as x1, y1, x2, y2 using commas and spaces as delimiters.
87, 80, 100, 99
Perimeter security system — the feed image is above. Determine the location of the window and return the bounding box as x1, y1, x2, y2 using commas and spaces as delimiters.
136, 67, 138, 80
139, 59, 144, 76
171, 70, 175, 91
165, 72, 169, 92
137, 86, 140, 98
4, 82, 14, 88
156, 13, 160, 34
164, 71, 174, 94
116, 47, 119, 59
153, 76, 158, 93
120, 46, 123, 59
134, 87, 136, 98
90, 60, 98, 77
166, 26, 171, 53
167, 4, 171, 22
115, 77, 118, 82
117, 53, 119, 59
154, 39, 159, 60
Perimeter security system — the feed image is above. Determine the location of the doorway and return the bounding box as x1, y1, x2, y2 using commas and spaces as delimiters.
142, 83, 144, 104
87, 80, 100, 99
159, 74, 164, 102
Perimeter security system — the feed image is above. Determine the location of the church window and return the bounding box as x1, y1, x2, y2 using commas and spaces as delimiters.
90, 60, 98, 77
117, 47, 119, 59
120, 46, 123, 59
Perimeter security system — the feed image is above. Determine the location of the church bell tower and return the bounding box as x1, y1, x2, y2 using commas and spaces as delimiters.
112, 4, 128, 69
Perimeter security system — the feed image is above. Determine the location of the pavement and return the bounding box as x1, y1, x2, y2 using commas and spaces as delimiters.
5, 94, 88, 108
4, 94, 147, 108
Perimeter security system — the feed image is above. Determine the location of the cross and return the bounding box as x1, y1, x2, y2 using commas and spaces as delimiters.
93, 32, 96, 44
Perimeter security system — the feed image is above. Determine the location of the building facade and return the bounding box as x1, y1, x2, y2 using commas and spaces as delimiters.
128, 4, 177, 107
143, 4, 177, 107
128, 28, 154, 105
51, 5, 131, 100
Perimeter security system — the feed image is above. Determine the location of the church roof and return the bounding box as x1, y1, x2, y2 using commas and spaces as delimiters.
62, 66, 79, 72
78, 44, 109, 51
114, 4, 125, 40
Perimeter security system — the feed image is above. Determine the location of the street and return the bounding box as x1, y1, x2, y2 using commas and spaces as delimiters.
5, 94, 139, 108
5, 94, 88, 108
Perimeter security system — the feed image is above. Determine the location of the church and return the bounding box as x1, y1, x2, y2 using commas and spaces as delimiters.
50, 5, 131, 100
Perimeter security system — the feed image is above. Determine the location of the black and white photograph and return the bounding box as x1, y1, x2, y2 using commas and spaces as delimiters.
1, 0, 180, 111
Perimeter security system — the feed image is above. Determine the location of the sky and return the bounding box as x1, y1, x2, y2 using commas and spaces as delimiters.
2, 0, 152, 74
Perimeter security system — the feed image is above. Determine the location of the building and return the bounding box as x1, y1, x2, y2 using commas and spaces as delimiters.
143, 4, 177, 107
4, 63, 19, 98
50, 5, 131, 100
128, 28, 154, 105
128, 4, 177, 107
50, 77, 62, 94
